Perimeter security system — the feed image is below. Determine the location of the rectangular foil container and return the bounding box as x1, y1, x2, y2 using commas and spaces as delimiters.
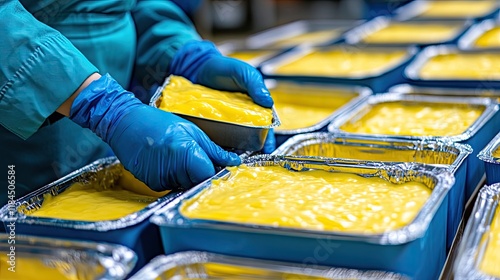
454, 183, 500, 280
458, 18, 500, 50
273, 132, 471, 251
404, 45, 500, 89
129, 251, 408, 280
344, 16, 472, 47
150, 75, 281, 152
328, 93, 499, 201
151, 154, 454, 280
478, 132, 500, 185
260, 45, 417, 93
217, 39, 291, 68
393, 0, 500, 21
0, 157, 182, 274
0, 234, 136, 279
246, 19, 364, 49
266, 80, 372, 146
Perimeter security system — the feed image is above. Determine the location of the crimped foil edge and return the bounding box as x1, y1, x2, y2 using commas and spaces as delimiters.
478, 131, 500, 164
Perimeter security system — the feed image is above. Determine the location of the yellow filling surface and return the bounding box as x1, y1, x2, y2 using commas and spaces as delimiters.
340, 102, 483, 137
475, 27, 500, 48
492, 145, 500, 158
274, 49, 407, 77
362, 23, 462, 44
0, 256, 99, 280
419, 53, 500, 80
159, 76, 273, 126
480, 206, 500, 277
227, 50, 273, 63
271, 85, 356, 130
180, 165, 431, 233
418, 1, 495, 18
271, 30, 340, 47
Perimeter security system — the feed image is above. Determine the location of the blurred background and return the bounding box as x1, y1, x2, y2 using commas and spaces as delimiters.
189, 0, 412, 41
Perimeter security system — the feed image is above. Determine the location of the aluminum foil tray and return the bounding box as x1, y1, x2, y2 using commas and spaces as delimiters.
260, 44, 417, 93
217, 39, 291, 68
0, 234, 136, 279
393, 0, 500, 21
151, 154, 454, 280
265, 80, 372, 146
150, 76, 281, 152
404, 45, 500, 89
246, 19, 364, 49
454, 183, 500, 279
344, 16, 472, 47
458, 18, 500, 50
0, 157, 182, 274
273, 132, 471, 251
479, 132, 500, 185
390, 84, 500, 102
328, 93, 499, 201
129, 251, 408, 280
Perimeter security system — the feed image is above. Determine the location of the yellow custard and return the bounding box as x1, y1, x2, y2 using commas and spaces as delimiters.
274, 49, 407, 77
271, 85, 356, 130
271, 30, 340, 47
0, 255, 100, 280
170, 263, 330, 280
417, 1, 496, 18
227, 50, 273, 63
159, 76, 273, 126
180, 165, 431, 233
362, 23, 462, 44
475, 27, 500, 48
340, 102, 483, 137
419, 53, 500, 80
492, 145, 500, 158
480, 206, 500, 277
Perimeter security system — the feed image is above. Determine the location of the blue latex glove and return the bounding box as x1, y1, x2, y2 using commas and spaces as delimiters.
70, 74, 241, 191
169, 40, 276, 151
169, 40, 274, 109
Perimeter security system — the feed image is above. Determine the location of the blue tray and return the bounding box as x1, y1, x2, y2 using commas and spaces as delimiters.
328, 93, 499, 202
0, 233, 136, 279
129, 251, 408, 280
273, 132, 471, 251
404, 45, 500, 90
260, 44, 418, 93
454, 183, 500, 279
478, 132, 500, 185
0, 157, 182, 274
393, 0, 500, 21
265, 80, 372, 147
344, 16, 472, 48
151, 155, 454, 280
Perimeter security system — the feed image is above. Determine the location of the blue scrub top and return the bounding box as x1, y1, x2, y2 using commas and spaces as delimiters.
0, 0, 200, 206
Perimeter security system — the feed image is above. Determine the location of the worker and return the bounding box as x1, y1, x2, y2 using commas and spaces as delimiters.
0, 0, 274, 206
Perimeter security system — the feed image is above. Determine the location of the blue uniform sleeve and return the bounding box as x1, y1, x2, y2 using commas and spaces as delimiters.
0, 0, 98, 140
131, 0, 201, 87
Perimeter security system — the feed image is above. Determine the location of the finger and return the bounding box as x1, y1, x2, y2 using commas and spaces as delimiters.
184, 142, 218, 187
186, 126, 241, 166
262, 129, 276, 154
230, 61, 274, 108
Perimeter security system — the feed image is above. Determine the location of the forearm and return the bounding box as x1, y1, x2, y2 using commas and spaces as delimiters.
57, 73, 102, 116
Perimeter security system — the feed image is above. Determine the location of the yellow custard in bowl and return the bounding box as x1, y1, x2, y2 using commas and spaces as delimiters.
479, 206, 500, 277
419, 53, 500, 80
340, 102, 483, 137
274, 49, 407, 77
271, 84, 356, 130
159, 76, 273, 127
180, 165, 430, 234
474, 27, 500, 48
271, 30, 340, 47
362, 23, 462, 44
417, 1, 496, 19
226, 50, 274, 63
28, 169, 169, 221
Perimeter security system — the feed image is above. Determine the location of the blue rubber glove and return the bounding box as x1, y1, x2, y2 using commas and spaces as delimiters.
169, 40, 274, 109
69, 74, 241, 191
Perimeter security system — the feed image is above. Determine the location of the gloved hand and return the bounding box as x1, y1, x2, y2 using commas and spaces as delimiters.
169, 40, 274, 109
69, 74, 241, 191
